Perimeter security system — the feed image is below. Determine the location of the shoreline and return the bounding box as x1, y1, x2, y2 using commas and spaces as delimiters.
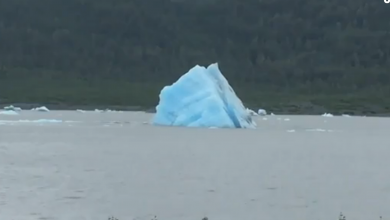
0, 103, 156, 113
1, 102, 390, 117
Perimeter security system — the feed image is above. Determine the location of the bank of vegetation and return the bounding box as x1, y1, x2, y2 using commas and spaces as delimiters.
0, 0, 389, 114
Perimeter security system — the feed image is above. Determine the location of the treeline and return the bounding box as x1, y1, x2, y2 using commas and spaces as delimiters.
0, 0, 389, 111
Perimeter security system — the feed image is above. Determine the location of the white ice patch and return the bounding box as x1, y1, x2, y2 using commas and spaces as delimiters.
22, 119, 62, 123
0, 110, 19, 115
322, 113, 333, 117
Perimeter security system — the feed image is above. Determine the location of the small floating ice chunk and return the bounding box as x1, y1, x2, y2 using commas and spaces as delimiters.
322, 113, 333, 117
3, 105, 22, 111
32, 106, 50, 112
284, 118, 290, 121
0, 110, 19, 115
257, 109, 267, 116
76, 109, 86, 113
287, 129, 295, 132
342, 114, 351, 117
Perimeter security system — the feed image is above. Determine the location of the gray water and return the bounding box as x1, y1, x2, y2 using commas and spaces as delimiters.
0, 111, 389, 220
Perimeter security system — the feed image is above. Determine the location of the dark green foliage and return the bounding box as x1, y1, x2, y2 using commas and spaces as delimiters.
0, 0, 389, 113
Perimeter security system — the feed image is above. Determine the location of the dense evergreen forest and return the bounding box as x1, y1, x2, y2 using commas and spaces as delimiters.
0, 0, 390, 114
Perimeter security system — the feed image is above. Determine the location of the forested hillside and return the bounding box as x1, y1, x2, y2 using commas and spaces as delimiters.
0, 0, 389, 113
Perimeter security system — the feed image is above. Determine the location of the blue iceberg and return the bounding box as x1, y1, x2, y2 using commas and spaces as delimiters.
152, 63, 256, 128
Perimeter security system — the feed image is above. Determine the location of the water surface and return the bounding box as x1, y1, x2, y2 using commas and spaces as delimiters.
0, 111, 389, 220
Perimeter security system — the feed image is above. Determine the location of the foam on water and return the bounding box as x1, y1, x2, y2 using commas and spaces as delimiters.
0, 119, 77, 125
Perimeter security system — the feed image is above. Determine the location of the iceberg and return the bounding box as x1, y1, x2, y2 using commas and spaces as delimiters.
152, 63, 256, 128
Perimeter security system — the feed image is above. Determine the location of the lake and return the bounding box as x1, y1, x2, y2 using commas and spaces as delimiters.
0, 111, 389, 220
